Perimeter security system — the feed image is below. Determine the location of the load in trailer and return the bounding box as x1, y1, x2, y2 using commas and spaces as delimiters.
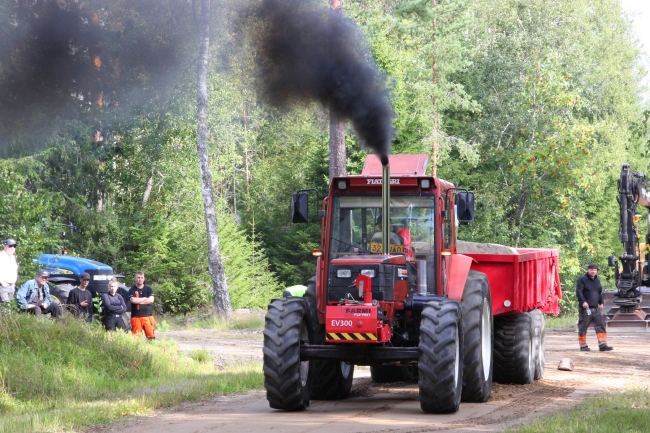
263, 154, 562, 413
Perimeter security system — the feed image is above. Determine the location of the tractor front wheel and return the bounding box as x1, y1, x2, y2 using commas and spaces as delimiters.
263, 297, 313, 411
418, 298, 463, 413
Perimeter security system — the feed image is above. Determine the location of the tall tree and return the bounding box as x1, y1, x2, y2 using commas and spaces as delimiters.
197, 0, 231, 317
329, 0, 346, 180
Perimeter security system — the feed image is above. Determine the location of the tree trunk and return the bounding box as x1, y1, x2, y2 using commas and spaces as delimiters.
329, 110, 346, 180
431, 0, 438, 178
328, 0, 346, 181
197, 0, 231, 317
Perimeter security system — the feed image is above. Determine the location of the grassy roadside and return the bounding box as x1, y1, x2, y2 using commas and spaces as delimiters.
0, 314, 263, 433
508, 388, 650, 432
161, 310, 266, 332
545, 313, 578, 331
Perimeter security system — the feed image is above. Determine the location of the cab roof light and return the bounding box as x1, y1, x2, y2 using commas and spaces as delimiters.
337, 180, 348, 190
420, 179, 431, 189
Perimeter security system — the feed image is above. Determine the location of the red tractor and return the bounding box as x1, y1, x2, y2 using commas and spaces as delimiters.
263, 154, 561, 413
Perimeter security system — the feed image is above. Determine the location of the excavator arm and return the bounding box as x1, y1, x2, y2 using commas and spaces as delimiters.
609, 162, 650, 312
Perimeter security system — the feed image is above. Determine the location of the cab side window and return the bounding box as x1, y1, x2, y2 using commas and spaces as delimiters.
443, 195, 452, 250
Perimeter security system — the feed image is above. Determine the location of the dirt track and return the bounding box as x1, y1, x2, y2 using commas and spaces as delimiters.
90, 327, 650, 433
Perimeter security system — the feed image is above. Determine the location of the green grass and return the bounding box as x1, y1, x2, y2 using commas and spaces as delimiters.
165, 310, 265, 331
508, 389, 650, 432
545, 313, 578, 331
0, 313, 263, 433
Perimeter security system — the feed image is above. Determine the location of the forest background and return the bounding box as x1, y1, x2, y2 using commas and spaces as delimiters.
0, 0, 647, 315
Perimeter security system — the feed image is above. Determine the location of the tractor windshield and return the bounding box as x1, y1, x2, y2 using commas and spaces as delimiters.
329, 195, 436, 259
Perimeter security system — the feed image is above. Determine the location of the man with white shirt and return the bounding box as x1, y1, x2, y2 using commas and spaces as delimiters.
0, 238, 18, 305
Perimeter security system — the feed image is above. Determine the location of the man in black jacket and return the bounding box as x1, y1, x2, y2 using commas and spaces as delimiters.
67, 272, 93, 322
576, 264, 613, 352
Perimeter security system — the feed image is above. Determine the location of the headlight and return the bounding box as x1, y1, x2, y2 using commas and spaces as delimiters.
360, 269, 375, 278
337, 269, 352, 278
420, 179, 431, 188
337, 180, 348, 190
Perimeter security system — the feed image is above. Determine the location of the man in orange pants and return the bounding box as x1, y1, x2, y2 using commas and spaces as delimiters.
576, 264, 613, 352
128, 271, 156, 339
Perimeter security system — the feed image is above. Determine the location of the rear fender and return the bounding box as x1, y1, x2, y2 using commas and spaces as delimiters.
447, 254, 474, 301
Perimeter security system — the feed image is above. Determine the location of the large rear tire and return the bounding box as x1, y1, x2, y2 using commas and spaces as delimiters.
530, 309, 546, 380
418, 298, 463, 413
493, 312, 535, 385
51, 284, 73, 304
263, 297, 313, 411
305, 279, 354, 400
370, 364, 415, 383
460, 270, 493, 402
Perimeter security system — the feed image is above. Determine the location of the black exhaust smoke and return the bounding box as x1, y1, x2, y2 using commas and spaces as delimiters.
250, 0, 394, 158
0, 1, 192, 157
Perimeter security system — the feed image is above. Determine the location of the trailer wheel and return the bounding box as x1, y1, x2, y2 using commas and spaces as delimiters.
304, 280, 354, 400
530, 309, 546, 380
263, 297, 313, 411
493, 312, 535, 385
460, 270, 493, 402
370, 364, 415, 383
418, 298, 463, 413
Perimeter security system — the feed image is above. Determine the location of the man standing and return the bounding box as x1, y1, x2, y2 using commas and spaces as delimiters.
0, 238, 18, 305
576, 263, 613, 352
16, 269, 61, 318
128, 271, 155, 339
67, 272, 93, 322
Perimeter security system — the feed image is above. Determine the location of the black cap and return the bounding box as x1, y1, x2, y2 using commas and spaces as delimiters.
80, 272, 91, 280
587, 263, 599, 270
4, 238, 17, 246
37, 269, 49, 277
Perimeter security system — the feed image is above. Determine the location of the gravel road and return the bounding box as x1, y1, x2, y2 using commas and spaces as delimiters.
89, 326, 650, 433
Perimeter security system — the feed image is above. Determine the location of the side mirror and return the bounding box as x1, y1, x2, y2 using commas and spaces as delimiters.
291, 192, 309, 223
456, 192, 475, 223
607, 255, 617, 267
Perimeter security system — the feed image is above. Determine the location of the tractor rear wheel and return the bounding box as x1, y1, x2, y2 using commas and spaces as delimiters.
51, 284, 73, 304
305, 280, 354, 400
530, 309, 546, 380
263, 297, 313, 411
370, 364, 415, 383
460, 270, 493, 402
418, 298, 463, 413
493, 312, 535, 385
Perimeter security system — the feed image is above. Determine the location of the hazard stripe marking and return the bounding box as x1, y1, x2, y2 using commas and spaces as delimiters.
326, 333, 378, 341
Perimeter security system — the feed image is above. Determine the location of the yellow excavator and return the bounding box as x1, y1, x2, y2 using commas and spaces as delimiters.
604, 163, 650, 331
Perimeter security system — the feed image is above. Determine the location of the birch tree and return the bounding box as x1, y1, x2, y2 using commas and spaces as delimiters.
197, 0, 231, 316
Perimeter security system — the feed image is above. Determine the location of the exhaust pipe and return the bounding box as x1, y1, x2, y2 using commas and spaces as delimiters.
381, 155, 390, 254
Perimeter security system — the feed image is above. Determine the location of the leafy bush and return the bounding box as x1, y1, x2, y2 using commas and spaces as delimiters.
154, 281, 210, 315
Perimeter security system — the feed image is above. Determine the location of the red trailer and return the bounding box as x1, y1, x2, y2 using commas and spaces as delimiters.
460, 247, 562, 316
263, 154, 562, 414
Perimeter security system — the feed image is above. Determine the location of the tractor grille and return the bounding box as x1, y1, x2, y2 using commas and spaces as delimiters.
327, 264, 406, 303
